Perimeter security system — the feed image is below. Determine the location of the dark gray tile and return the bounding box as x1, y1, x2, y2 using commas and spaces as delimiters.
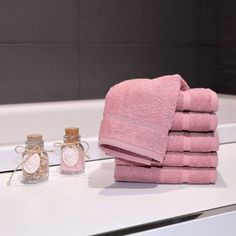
80, 45, 199, 99
200, 0, 218, 44
200, 45, 236, 95
218, 0, 236, 45
199, 46, 218, 90
80, 0, 200, 44
216, 46, 236, 94
0, 0, 78, 43
0, 45, 79, 104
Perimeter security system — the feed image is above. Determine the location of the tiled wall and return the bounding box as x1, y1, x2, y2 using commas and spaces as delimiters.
199, 0, 236, 94
0, 0, 235, 104
0, 0, 79, 104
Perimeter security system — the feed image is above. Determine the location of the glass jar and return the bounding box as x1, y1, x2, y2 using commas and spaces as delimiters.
60, 127, 85, 175
21, 134, 49, 184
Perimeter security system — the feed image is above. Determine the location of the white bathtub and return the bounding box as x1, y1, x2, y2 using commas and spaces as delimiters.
0, 99, 104, 145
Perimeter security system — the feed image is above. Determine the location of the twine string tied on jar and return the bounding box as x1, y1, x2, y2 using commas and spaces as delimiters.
53, 140, 90, 159
7, 145, 52, 186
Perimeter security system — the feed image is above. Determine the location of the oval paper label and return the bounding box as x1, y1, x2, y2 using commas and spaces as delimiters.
62, 147, 79, 167
23, 153, 40, 174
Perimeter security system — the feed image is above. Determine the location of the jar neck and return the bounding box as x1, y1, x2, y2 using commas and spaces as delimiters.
63, 135, 81, 144
25, 141, 44, 149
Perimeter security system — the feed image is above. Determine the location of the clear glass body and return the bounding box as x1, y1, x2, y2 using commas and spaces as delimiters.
21, 141, 49, 184
60, 135, 85, 175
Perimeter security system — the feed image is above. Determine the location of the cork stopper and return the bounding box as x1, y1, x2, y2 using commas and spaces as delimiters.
27, 134, 43, 143
65, 127, 79, 137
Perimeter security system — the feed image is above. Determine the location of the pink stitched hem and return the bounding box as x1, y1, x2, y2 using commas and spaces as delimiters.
101, 147, 152, 166
99, 138, 164, 163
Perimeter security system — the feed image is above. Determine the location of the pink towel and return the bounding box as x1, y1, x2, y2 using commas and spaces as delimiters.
115, 152, 218, 168
171, 112, 217, 132
99, 74, 189, 164
115, 165, 217, 184
177, 88, 218, 112
167, 131, 219, 152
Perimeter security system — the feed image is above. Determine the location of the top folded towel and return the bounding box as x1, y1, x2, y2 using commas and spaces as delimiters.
99, 74, 189, 164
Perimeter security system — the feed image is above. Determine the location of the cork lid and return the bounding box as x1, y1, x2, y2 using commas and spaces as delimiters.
65, 127, 79, 137
27, 134, 43, 143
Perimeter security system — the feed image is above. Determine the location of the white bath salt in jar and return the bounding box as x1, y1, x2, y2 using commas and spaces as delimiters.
21, 134, 49, 184
60, 127, 85, 175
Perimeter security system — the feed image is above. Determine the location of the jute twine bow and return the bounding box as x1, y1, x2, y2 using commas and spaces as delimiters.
7, 145, 52, 186
53, 140, 90, 159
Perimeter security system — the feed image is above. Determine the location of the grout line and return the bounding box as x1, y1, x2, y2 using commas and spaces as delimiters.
0, 43, 79, 46
198, 0, 202, 87
78, 0, 81, 99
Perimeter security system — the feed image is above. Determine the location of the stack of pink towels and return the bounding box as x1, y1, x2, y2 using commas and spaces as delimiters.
99, 75, 219, 184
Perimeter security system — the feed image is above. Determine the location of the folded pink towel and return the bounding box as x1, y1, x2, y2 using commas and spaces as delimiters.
115, 165, 217, 184
99, 74, 189, 164
176, 88, 218, 112
115, 152, 218, 168
171, 112, 217, 132
103, 131, 219, 166
167, 132, 219, 152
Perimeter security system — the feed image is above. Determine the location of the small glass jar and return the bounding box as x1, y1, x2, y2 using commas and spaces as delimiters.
21, 134, 49, 184
60, 127, 85, 175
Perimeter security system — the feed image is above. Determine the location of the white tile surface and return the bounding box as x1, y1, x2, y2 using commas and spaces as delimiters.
0, 142, 236, 235
0, 181, 120, 236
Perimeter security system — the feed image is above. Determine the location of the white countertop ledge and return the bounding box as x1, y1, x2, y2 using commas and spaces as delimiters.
0, 142, 236, 236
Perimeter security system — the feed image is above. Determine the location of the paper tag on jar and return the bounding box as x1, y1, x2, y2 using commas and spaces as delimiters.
62, 147, 79, 167
23, 153, 40, 174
